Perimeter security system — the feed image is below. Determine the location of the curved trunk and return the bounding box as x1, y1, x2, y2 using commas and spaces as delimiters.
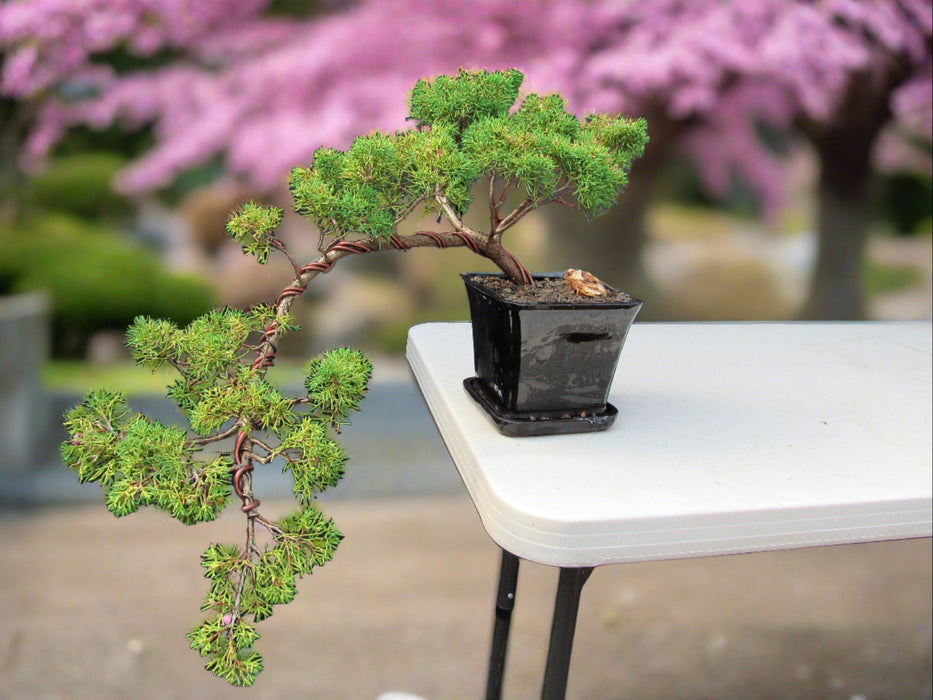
482, 239, 534, 285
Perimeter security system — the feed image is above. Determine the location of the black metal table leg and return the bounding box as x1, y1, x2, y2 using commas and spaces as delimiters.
541, 566, 594, 700
485, 549, 521, 700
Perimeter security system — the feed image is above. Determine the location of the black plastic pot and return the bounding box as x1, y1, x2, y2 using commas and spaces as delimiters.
462, 273, 643, 437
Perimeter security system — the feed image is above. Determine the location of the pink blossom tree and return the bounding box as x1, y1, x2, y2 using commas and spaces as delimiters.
2, 0, 930, 317
0, 0, 583, 192
563, 0, 932, 318
0, 1, 258, 205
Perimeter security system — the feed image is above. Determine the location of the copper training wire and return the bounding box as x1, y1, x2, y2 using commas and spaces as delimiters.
231, 431, 260, 517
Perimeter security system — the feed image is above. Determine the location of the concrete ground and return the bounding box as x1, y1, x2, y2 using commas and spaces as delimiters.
0, 496, 930, 700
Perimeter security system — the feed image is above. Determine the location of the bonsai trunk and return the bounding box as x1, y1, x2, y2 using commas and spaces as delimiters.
483, 238, 533, 286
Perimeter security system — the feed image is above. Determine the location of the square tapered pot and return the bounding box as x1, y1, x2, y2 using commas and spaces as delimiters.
462, 273, 642, 436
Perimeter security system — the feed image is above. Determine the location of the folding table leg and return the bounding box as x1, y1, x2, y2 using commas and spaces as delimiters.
541, 566, 594, 700
485, 549, 520, 700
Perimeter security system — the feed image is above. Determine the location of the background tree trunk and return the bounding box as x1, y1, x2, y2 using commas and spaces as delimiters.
799, 60, 910, 320
0, 96, 35, 225
801, 130, 877, 319
544, 112, 681, 301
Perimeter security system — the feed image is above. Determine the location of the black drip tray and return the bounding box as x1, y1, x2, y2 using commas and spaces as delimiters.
463, 377, 618, 437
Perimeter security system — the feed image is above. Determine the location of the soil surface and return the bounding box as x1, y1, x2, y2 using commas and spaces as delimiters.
468, 274, 634, 304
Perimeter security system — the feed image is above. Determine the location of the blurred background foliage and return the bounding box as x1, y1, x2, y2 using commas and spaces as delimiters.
0, 0, 930, 370
0, 134, 215, 358
0, 210, 215, 358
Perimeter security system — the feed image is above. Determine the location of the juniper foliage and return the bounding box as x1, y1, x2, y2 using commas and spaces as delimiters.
63, 307, 371, 685
285, 68, 647, 284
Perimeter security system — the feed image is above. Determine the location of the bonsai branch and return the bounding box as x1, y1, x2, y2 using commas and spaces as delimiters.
488, 175, 514, 234
394, 194, 429, 225
489, 175, 500, 231
190, 422, 243, 448
250, 226, 531, 366
435, 193, 470, 233
495, 183, 575, 237
269, 237, 301, 277
232, 432, 262, 518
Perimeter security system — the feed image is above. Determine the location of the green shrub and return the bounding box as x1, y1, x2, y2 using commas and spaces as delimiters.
879, 172, 933, 236
24, 152, 132, 221
0, 213, 215, 356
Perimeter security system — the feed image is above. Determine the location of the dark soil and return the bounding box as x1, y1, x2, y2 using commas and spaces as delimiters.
467, 274, 634, 304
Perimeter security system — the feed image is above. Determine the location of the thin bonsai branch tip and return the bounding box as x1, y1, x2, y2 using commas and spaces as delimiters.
250, 437, 275, 453
395, 195, 427, 224
269, 238, 301, 275
243, 451, 274, 465
190, 422, 242, 447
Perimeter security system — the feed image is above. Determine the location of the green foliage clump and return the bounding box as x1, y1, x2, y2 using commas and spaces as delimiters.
125, 308, 302, 435
62, 390, 232, 523
460, 93, 648, 216
188, 505, 341, 686
289, 126, 480, 238
287, 68, 647, 252
304, 347, 373, 428
408, 67, 525, 132
63, 304, 372, 686
225, 201, 284, 263
277, 418, 347, 503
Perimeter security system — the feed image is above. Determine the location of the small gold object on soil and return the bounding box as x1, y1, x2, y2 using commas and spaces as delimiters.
564, 269, 608, 297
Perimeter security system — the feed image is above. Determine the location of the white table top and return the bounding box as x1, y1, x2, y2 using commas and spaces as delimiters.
406, 322, 932, 567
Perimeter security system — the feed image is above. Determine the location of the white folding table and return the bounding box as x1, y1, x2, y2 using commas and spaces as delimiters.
405, 322, 932, 700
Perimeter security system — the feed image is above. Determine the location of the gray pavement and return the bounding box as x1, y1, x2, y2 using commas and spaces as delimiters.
0, 370, 463, 506
0, 498, 930, 699
0, 372, 930, 699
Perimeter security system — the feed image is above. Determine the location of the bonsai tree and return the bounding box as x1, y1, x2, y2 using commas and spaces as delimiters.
61, 68, 647, 687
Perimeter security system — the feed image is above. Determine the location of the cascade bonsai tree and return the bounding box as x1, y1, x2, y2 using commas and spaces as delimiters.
61, 68, 647, 687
